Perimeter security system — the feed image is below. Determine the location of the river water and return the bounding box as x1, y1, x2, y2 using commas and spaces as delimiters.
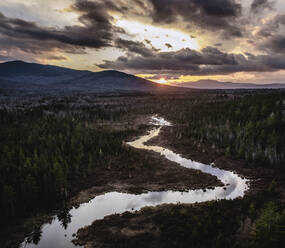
20, 116, 248, 248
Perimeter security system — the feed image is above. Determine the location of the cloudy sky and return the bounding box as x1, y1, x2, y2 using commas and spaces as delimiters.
1, 0, 285, 84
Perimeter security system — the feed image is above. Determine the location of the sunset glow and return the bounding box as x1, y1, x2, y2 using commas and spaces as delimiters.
156, 77, 167, 84
1, 2, 285, 247
1, 0, 285, 84
114, 18, 199, 52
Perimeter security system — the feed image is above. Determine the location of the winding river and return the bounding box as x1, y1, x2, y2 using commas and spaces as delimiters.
20, 116, 249, 248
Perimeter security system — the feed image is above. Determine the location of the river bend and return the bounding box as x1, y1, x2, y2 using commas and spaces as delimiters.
20, 116, 248, 248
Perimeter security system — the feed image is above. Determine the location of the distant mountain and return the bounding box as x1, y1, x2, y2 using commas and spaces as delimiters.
0, 61, 179, 95
175, 79, 285, 89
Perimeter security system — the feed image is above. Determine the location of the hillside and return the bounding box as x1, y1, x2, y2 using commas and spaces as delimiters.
0, 61, 178, 95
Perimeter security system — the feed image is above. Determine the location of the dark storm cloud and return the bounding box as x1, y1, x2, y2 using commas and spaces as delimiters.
251, 0, 275, 13
99, 46, 285, 76
256, 14, 285, 54
149, 0, 243, 37
0, 0, 153, 56
0, 0, 284, 79
0, 34, 71, 55
0, 0, 134, 55
73, 0, 245, 42
150, 0, 241, 21
115, 39, 155, 57
98, 47, 237, 74
257, 14, 285, 38
264, 35, 285, 53
0, 5, 116, 50
193, 0, 241, 16
0, 0, 245, 58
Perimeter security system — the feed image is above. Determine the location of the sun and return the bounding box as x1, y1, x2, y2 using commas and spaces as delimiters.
157, 77, 167, 84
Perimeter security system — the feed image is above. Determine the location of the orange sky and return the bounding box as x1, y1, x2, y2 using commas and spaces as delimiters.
1, 0, 285, 84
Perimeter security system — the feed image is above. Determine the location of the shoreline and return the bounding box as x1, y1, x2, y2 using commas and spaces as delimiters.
73, 122, 284, 248
3, 119, 221, 248
145, 125, 278, 196
5, 116, 281, 248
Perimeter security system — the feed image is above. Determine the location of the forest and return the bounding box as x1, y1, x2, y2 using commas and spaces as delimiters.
0, 105, 135, 221
155, 91, 285, 169
0, 90, 285, 247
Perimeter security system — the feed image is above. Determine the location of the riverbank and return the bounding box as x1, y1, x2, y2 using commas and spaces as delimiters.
73, 190, 285, 248
73, 199, 248, 248
4, 115, 284, 248
146, 126, 283, 196
1, 117, 221, 248
2, 91, 285, 248
73, 122, 285, 248
69, 149, 221, 208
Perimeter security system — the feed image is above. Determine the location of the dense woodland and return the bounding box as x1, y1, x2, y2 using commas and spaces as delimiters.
0, 90, 284, 247
0, 106, 135, 221
157, 91, 285, 169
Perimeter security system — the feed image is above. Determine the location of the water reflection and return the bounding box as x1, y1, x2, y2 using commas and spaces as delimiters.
25, 228, 42, 245
20, 116, 248, 248
57, 209, 72, 230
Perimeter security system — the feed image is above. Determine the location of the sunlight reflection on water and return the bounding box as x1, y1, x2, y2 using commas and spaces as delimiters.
20, 116, 248, 248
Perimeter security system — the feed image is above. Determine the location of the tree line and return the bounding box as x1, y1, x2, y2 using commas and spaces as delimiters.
0, 107, 134, 221
157, 91, 285, 168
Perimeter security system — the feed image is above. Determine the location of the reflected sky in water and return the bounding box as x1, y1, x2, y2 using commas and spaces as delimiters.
20, 116, 248, 248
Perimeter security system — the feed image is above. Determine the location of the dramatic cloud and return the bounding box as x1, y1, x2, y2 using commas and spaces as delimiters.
251, 0, 275, 13
270, 36, 285, 52
0, 0, 244, 53
99, 47, 285, 76
0, 0, 125, 64
149, 0, 243, 38
115, 38, 155, 57
0, 8, 114, 50
0, 0, 285, 83
255, 14, 285, 54
150, 0, 241, 20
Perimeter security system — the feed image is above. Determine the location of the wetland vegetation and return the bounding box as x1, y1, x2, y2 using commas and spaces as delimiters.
0, 90, 285, 247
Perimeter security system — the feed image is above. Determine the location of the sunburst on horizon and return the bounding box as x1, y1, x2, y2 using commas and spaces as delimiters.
156, 77, 167, 84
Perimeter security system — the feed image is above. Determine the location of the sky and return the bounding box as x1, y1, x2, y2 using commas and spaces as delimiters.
1, 0, 285, 84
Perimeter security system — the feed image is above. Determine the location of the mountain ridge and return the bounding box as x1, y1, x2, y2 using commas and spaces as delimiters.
0, 60, 180, 95
175, 79, 285, 89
